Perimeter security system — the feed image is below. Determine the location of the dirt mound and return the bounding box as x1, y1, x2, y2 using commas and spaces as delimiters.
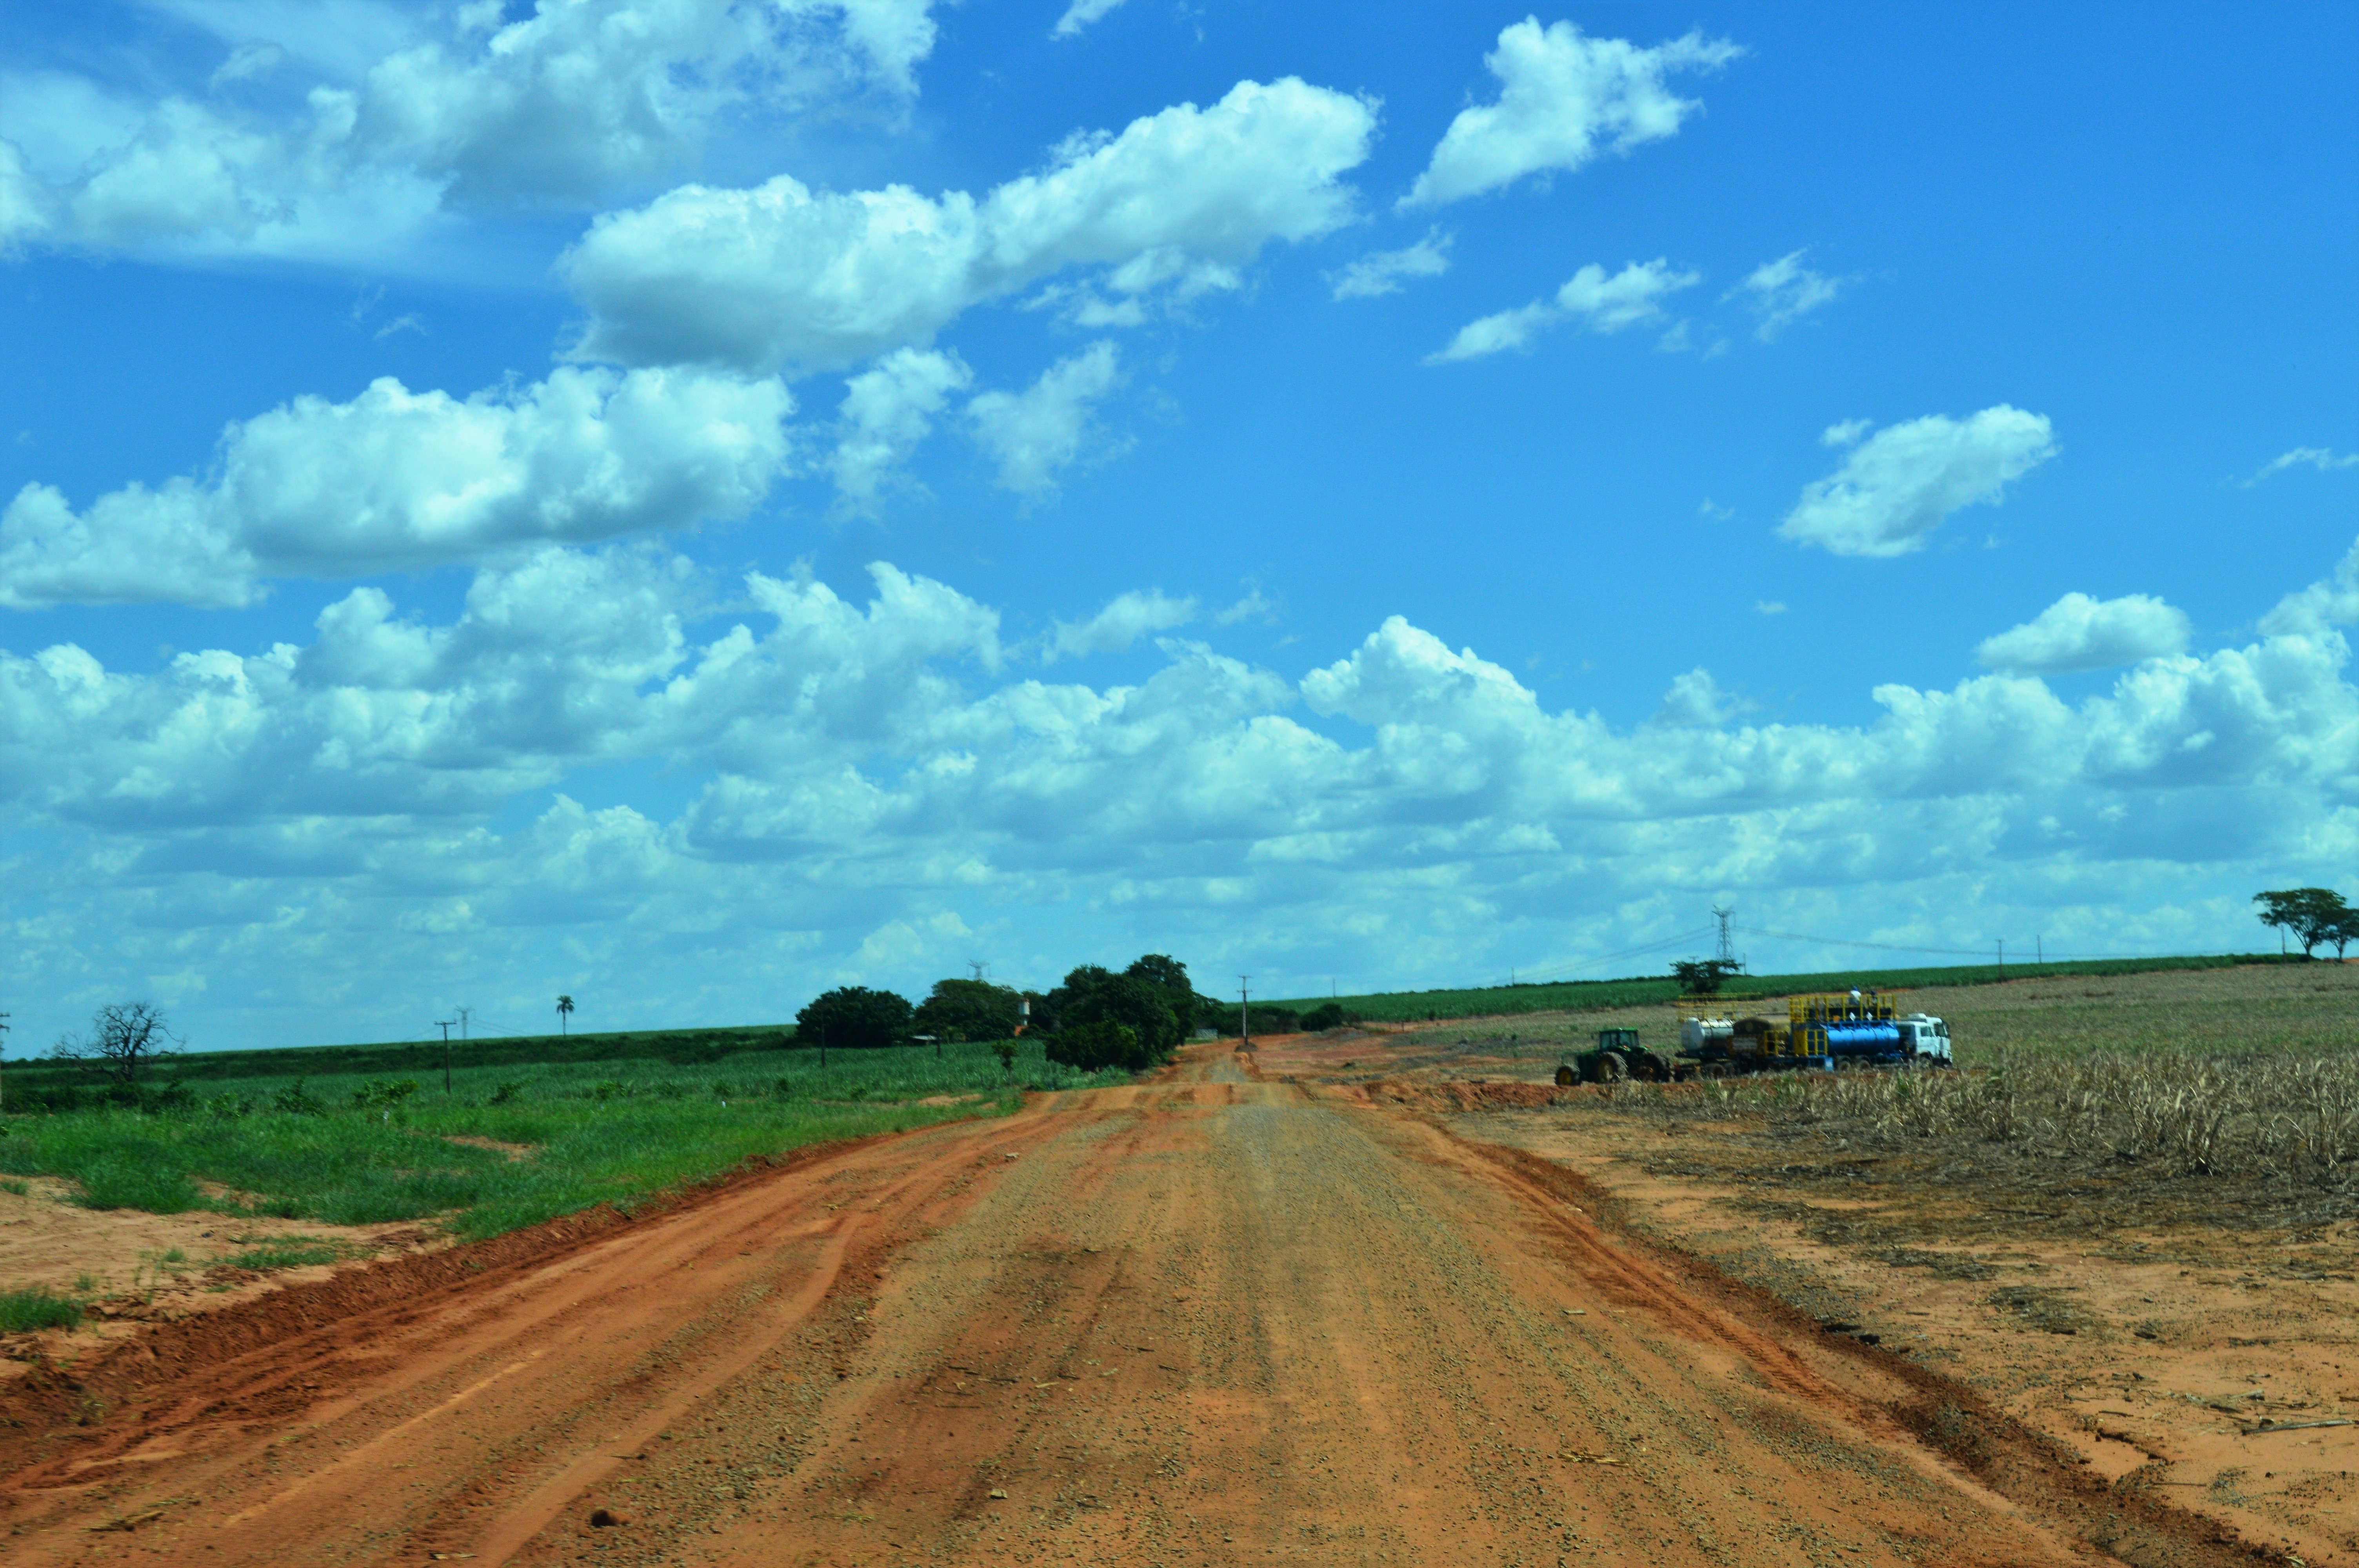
1354, 1077, 1573, 1112
0, 1136, 867, 1469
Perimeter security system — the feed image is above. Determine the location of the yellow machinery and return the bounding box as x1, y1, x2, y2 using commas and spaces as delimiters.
1676, 989, 1945, 1073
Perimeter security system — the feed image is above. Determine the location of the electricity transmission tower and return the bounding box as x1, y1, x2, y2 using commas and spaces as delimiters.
1712, 906, 1743, 973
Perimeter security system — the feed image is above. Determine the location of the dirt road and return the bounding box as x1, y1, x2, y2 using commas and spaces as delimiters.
0, 1045, 2259, 1566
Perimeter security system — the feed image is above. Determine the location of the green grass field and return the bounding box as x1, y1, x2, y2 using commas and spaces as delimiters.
0, 1039, 1116, 1243
1268, 952, 2306, 1024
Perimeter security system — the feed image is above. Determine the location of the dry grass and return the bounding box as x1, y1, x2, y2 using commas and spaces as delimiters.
1419, 961, 2359, 1068
1673, 1053, 2354, 1178
1569, 1047, 2359, 1234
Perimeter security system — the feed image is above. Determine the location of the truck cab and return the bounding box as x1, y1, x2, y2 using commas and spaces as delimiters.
1896, 1013, 1952, 1065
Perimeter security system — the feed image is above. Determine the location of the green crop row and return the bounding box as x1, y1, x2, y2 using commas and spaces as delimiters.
0, 1038, 1116, 1243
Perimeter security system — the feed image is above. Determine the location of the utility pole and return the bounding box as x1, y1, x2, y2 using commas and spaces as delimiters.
1238, 976, 1252, 1045
434, 1019, 455, 1093
0, 1009, 10, 1114
1996, 939, 2004, 972
2036, 936, 2043, 969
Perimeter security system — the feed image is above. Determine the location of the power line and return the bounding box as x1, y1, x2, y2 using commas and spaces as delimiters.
1736, 924, 2188, 963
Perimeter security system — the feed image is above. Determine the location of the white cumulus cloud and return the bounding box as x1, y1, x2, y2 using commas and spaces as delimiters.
1778, 406, 2057, 558
1328, 229, 1453, 299
1052, 0, 1129, 38
967, 342, 1125, 495
2245, 446, 2359, 486
0, 0, 947, 265
1047, 589, 1198, 661
561, 77, 1378, 374
0, 368, 791, 606
1729, 249, 1845, 340
1977, 593, 2193, 675
4, 543, 2356, 1050
1427, 259, 1697, 363
828, 347, 974, 513
1401, 18, 1740, 209
2261, 535, 2359, 636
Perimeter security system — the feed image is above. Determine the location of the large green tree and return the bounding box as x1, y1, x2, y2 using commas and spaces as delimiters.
795, 986, 914, 1051
1123, 954, 1196, 1037
912, 978, 1024, 1042
2254, 888, 2351, 958
1043, 962, 1181, 1071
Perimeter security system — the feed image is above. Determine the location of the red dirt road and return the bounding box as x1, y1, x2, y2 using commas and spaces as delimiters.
0, 1045, 2264, 1566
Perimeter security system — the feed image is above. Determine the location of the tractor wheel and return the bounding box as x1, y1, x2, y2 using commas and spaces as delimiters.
1590, 1052, 1628, 1084
1553, 1063, 1576, 1087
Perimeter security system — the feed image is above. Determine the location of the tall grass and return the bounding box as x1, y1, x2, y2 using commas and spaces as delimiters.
0, 1287, 84, 1332
0, 1039, 1117, 1242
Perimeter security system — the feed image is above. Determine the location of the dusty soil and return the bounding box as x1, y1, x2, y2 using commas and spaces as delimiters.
0, 1042, 2285, 1566
1256, 1027, 2359, 1566
0, 1178, 440, 1361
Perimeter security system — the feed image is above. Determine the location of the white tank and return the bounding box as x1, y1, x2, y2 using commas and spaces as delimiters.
1680, 1017, 1734, 1051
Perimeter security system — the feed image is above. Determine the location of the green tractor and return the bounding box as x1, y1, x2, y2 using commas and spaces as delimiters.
1559, 1027, 1680, 1085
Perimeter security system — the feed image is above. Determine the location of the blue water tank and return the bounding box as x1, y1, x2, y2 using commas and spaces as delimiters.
1824, 1022, 1901, 1056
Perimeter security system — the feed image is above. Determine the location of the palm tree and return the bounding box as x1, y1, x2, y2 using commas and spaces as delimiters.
556, 995, 575, 1036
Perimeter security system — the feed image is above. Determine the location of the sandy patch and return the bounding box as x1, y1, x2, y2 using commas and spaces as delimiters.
0, 1178, 447, 1372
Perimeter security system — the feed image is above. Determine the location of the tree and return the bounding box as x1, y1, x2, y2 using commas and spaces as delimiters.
1123, 955, 1196, 1037
795, 987, 914, 1052
2254, 888, 2351, 958
2326, 907, 2359, 962
556, 995, 575, 1035
1672, 958, 1741, 995
1300, 1002, 1361, 1032
912, 978, 1024, 1043
1049, 1016, 1140, 1073
1043, 964, 1180, 1072
48, 1003, 181, 1088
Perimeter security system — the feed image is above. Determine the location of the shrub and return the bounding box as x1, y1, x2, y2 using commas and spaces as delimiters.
0, 1287, 83, 1332
1048, 1017, 1141, 1073
271, 1080, 326, 1116
226, 1243, 342, 1271
351, 1078, 420, 1110
489, 1082, 524, 1105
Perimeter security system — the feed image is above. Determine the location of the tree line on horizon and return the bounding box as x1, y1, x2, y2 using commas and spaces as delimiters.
793, 956, 1362, 1074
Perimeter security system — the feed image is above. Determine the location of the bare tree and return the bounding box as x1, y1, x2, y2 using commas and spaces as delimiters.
49, 1003, 182, 1087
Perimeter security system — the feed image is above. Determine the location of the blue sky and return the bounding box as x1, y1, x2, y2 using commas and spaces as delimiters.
1, 0, 2354, 1050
